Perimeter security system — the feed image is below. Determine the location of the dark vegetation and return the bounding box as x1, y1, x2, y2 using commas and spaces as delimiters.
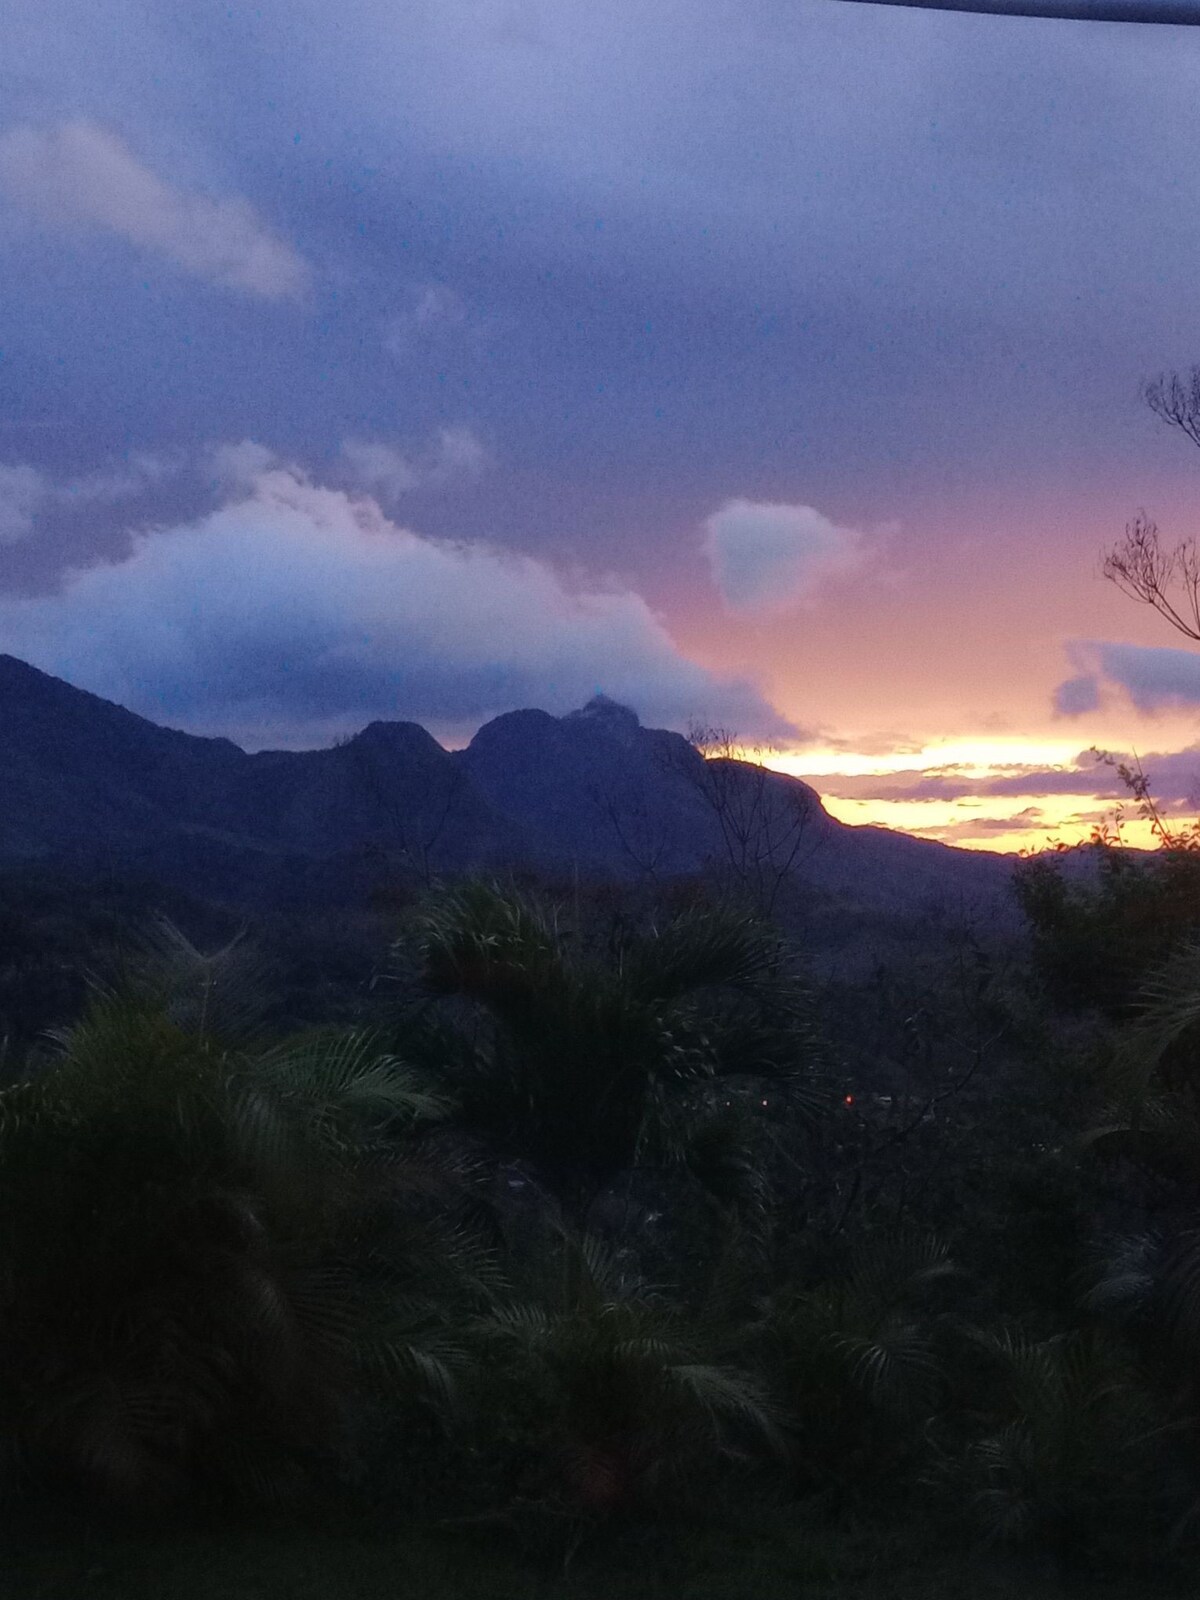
2, 816, 1200, 1599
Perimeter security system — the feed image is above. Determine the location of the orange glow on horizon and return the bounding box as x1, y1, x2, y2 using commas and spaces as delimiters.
747, 737, 1173, 854
814, 792, 1157, 855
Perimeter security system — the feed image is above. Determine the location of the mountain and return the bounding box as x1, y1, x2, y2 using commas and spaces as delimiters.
0, 654, 518, 903
0, 656, 1018, 926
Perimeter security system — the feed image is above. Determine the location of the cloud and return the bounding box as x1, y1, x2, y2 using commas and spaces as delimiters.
919, 808, 1047, 842
339, 440, 420, 498
398, 282, 467, 333
807, 755, 1104, 805
1053, 674, 1101, 717
810, 744, 1200, 810
55, 451, 178, 505
1085, 745, 1200, 807
382, 282, 496, 360
1056, 640, 1200, 717
340, 426, 490, 498
208, 440, 281, 492
0, 463, 797, 749
0, 467, 48, 547
0, 121, 310, 300
0, 465, 46, 544
433, 424, 491, 479
703, 499, 866, 615
0, 451, 185, 542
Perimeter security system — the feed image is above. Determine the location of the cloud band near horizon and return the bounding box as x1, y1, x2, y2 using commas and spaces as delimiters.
0, 460, 801, 750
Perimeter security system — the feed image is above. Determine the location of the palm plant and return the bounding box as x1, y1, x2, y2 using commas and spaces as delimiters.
1051, 938, 1200, 1556
389, 880, 825, 1215
755, 1232, 957, 1494
466, 1227, 783, 1521
0, 929, 476, 1506
946, 1329, 1166, 1559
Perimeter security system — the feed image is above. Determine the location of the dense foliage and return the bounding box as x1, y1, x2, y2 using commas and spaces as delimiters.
2, 862, 1200, 1582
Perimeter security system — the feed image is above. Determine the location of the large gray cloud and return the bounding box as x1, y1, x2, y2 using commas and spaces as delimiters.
192, 0, 1200, 343
0, 463, 798, 749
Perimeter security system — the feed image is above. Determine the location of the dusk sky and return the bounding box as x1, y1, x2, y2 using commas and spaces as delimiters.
6, 0, 1200, 850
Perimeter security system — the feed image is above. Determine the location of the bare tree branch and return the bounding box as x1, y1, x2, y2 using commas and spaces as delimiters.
678, 724, 821, 916
1102, 512, 1200, 643
1145, 368, 1200, 451
589, 780, 672, 882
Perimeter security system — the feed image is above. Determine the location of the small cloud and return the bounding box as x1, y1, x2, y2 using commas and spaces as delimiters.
340, 440, 421, 498
209, 440, 281, 492
410, 283, 467, 330
340, 424, 491, 498
0, 452, 184, 543
0, 464, 46, 544
384, 282, 468, 356
383, 282, 502, 361
0, 121, 311, 301
838, 730, 926, 758
433, 424, 491, 479
1053, 673, 1101, 716
703, 498, 867, 615
55, 451, 179, 505
918, 808, 1047, 843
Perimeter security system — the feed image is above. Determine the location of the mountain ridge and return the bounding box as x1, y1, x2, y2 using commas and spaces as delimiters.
0, 655, 1017, 919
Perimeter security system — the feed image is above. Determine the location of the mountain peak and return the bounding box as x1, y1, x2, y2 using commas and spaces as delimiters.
346, 719, 445, 753
565, 695, 641, 730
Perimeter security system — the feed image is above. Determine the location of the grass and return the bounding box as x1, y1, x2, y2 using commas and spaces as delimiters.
0, 1505, 1178, 1600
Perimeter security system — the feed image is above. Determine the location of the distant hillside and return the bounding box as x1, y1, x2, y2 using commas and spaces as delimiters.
0, 655, 1017, 928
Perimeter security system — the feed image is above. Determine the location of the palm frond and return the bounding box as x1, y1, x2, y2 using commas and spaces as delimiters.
255, 1029, 449, 1130
96, 918, 274, 1047
624, 905, 784, 1003
666, 1362, 785, 1453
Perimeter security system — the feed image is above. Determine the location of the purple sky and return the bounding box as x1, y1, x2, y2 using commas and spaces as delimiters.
5, 1, 1200, 847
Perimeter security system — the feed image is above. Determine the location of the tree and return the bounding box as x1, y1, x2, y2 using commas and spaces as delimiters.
0, 930, 465, 1506
1018, 371, 1200, 1006
755, 1232, 957, 1494
1103, 369, 1200, 642
1103, 511, 1200, 644
469, 1229, 782, 1521
389, 880, 826, 1216
681, 725, 820, 917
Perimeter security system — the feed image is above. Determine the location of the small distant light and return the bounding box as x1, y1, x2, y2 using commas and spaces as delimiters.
843, 1094, 855, 1106
761, 1098, 769, 1107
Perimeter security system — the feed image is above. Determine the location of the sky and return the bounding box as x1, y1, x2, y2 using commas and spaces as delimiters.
4, 1, 1200, 851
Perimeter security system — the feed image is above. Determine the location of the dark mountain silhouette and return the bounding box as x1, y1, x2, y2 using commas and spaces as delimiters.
0, 656, 1017, 923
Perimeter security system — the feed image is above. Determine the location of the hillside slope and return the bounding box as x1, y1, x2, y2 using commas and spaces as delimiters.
0, 656, 1016, 920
